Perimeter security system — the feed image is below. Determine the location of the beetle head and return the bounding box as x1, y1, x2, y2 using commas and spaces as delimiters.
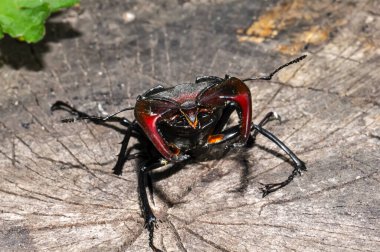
172, 100, 203, 129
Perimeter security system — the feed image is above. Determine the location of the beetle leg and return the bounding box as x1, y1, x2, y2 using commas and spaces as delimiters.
51, 101, 143, 175
212, 104, 236, 134
139, 159, 167, 252
251, 112, 281, 139
147, 172, 155, 205
112, 121, 137, 175
246, 112, 281, 147
251, 124, 306, 197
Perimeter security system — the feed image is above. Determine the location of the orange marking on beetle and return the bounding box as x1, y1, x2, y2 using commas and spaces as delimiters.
168, 143, 181, 155
207, 134, 224, 144
186, 115, 198, 129
180, 109, 199, 129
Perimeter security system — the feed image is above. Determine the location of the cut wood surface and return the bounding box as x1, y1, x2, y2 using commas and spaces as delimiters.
0, 0, 379, 251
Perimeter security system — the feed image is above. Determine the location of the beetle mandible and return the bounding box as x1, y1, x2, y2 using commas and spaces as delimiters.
51, 55, 307, 252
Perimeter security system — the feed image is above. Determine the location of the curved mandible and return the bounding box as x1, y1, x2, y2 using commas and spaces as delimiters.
197, 77, 252, 144
134, 97, 179, 161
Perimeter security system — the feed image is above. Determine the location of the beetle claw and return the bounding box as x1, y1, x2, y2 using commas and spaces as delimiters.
298, 161, 307, 171
145, 216, 163, 252
259, 161, 307, 197
259, 182, 283, 197
272, 112, 282, 123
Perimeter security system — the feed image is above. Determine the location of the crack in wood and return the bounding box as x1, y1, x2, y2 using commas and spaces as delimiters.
184, 227, 232, 252
167, 218, 188, 252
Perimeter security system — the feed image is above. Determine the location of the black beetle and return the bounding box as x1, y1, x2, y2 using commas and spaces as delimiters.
51, 55, 307, 251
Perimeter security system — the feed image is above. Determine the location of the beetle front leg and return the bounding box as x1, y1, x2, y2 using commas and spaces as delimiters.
212, 104, 236, 134
247, 112, 282, 147
251, 124, 306, 197
251, 112, 281, 139
138, 159, 167, 252
113, 121, 137, 175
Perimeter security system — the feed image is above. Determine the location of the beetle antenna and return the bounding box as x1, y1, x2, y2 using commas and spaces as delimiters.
59, 107, 134, 123
102, 107, 134, 120
242, 55, 307, 82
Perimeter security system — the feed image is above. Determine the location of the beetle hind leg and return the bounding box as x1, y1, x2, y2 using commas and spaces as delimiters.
251, 120, 306, 197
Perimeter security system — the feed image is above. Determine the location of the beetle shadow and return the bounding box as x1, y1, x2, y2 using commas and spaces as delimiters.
0, 21, 81, 71
149, 162, 189, 207
142, 139, 296, 207
227, 151, 251, 194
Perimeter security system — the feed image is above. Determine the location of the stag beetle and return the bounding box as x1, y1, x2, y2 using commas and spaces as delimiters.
51, 55, 307, 251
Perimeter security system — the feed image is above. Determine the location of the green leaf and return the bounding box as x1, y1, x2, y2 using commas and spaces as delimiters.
47, 0, 80, 12
0, 0, 79, 43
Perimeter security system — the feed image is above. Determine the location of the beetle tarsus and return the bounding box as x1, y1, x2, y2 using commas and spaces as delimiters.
149, 228, 163, 252
260, 162, 306, 197
143, 215, 162, 252
251, 123, 306, 196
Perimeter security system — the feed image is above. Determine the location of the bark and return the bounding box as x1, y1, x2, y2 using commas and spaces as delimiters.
0, 0, 379, 251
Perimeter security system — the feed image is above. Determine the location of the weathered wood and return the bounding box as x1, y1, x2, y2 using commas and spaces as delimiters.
0, 0, 379, 251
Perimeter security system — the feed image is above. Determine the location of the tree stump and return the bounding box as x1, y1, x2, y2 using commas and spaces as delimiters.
0, 0, 379, 251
